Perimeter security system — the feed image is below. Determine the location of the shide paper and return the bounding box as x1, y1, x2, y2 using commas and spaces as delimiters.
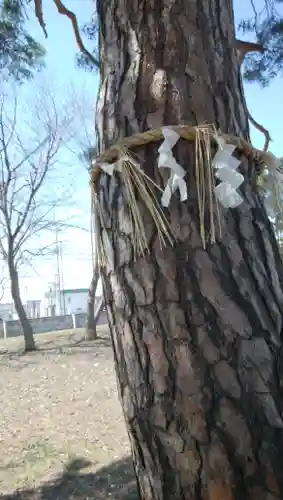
213, 136, 244, 208
157, 127, 187, 207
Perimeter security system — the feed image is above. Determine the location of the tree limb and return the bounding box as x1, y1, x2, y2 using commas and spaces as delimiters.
235, 39, 266, 65
34, 0, 99, 68
34, 0, 48, 38
53, 0, 100, 68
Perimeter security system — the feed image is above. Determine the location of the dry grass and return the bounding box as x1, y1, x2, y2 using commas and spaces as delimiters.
0, 328, 137, 499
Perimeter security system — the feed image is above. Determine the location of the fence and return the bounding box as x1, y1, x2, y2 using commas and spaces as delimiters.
0, 310, 107, 339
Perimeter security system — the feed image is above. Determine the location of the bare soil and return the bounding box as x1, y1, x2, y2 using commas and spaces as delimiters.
0, 328, 137, 499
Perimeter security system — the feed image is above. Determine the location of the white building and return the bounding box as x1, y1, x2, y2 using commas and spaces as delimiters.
41, 286, 88, 316
41, 283, 103, 317
62, 288, 89, 314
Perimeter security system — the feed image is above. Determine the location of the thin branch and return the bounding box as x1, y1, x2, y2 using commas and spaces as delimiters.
12, 133, 62, 242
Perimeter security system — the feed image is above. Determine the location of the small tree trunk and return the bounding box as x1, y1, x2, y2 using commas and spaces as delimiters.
87, 297, 105, 340
85, 257, 100, 340
8, 255, 35, 351
95, 0, 283, 499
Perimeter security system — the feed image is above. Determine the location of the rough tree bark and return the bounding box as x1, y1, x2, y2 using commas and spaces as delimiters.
8, 251, 35, 351
95, 0, 283, 498
85, 256, 104, 340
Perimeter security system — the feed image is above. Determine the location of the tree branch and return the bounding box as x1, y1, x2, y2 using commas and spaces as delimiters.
34, 0, 48, 37
33, 0, 100, 68
236, 38, 271, 151
235, 39, 266, 65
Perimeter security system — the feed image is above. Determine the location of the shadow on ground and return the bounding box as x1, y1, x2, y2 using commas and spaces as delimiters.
0, 456, 138, 500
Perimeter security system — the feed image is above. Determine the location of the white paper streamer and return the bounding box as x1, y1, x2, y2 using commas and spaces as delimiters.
157, 127, 187, 207
212, 136, 244, 208
93, 154, 141, 177
99, 162, 115, 176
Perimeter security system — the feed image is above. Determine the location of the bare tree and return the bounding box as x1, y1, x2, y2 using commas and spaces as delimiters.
69, 98, 105, 341
0, 87, 75, 351
82, 147, 105, 340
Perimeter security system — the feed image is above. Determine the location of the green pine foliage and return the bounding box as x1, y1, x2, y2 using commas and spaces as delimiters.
1, 0, 282, 86
0, 0, 45, 81
76, 12, 99, 72
239, 0, 283, 85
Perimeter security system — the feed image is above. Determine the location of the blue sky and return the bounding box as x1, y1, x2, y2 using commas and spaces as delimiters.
2, 0, 283, 301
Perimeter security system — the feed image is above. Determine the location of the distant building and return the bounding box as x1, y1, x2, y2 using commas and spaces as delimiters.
42, 284, 57, 317
62, 288, 103, 315
62, 288, 89, 314
24, 300, 41, 319
41, 284, 102, 317
1, 300, 42, 321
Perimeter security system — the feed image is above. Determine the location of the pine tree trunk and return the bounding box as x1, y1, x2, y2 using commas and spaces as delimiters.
95, 1, 283, 498
8, 255, 35, 352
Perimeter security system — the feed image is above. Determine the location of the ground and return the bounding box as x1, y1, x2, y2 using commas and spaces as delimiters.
0, 328, 138, 499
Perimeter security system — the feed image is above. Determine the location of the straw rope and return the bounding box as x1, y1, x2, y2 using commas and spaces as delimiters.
91, 124, 266, 185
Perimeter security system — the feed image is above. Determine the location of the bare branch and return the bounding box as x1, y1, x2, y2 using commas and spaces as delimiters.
53, 0, 100, 68
236, 39, 271, 151
12, 134, 61, 242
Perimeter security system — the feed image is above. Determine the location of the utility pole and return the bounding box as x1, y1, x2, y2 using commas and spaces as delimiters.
59, 240, 66, 314
55, 226, 62, 315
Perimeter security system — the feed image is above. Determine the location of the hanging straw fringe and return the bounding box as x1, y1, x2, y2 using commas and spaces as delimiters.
193, 126, 224, 248
91, 185, 109, 268
117, 150, 174, 259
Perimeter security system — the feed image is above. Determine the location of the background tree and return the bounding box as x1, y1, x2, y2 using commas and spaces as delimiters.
0, 0, 45, 81
0, 85, 75, 351
80, 144, 104, 341
27, 0, 283, 497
